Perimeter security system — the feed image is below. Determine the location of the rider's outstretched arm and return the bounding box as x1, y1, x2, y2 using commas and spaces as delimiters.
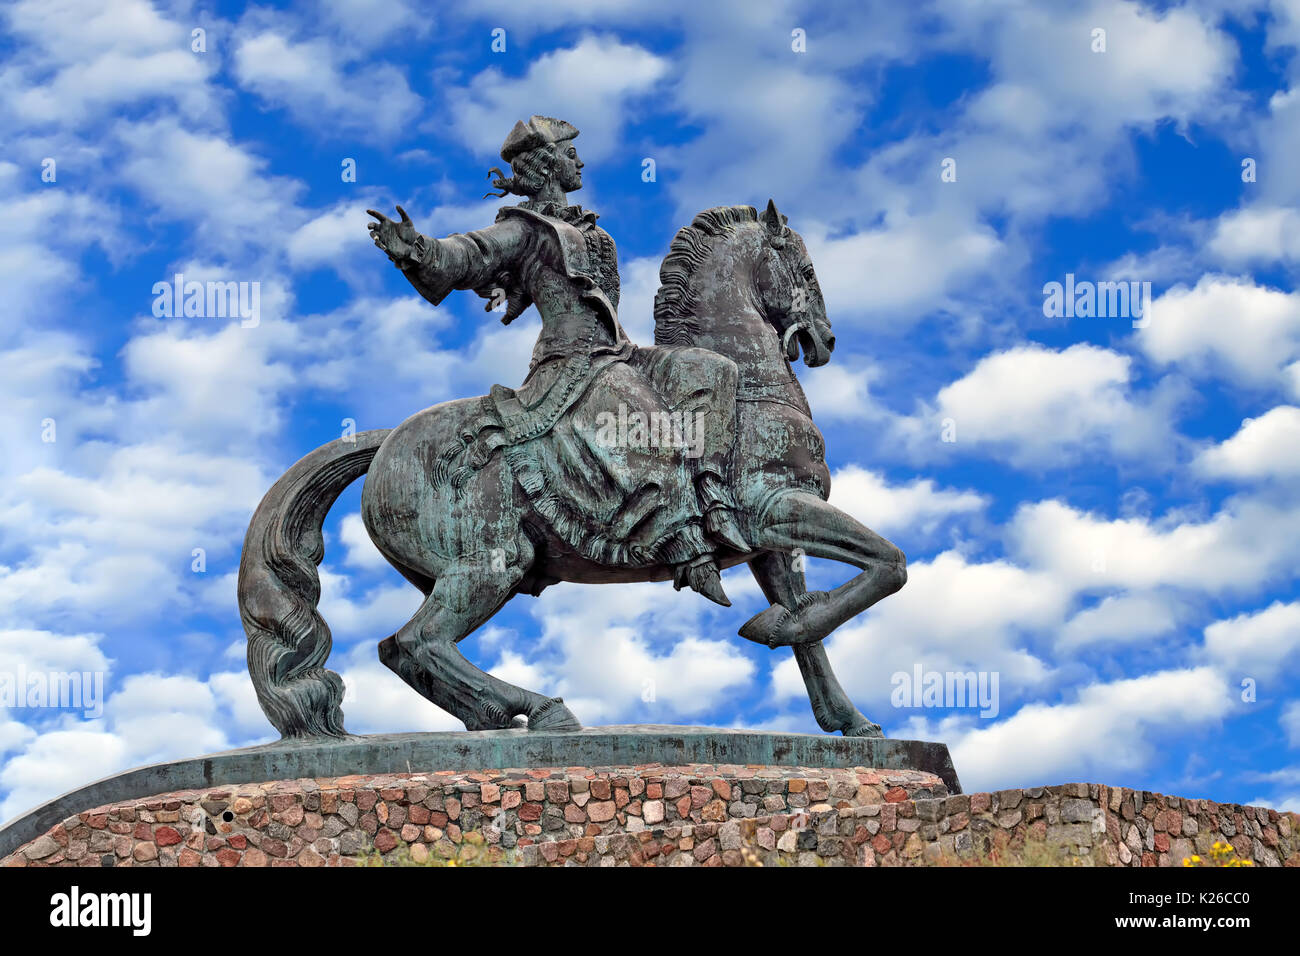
400, 217, 530, 309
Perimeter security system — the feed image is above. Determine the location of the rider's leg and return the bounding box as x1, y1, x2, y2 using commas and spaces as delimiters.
582, 347, 730, 607
629, 345, 749, 552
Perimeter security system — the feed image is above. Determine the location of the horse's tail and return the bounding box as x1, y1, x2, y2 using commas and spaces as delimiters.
238, 429, 392, 738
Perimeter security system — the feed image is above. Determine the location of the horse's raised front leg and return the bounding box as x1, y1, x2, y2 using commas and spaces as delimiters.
378, 537, 580, 732
748, 551, 882, 737
740, 490, 906, 650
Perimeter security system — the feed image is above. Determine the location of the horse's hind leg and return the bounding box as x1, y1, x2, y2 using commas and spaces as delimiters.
749, 551, 882, 737
378, 540, 580, 732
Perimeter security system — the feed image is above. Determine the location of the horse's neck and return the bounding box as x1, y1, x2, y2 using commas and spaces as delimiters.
684, 258, 795, 390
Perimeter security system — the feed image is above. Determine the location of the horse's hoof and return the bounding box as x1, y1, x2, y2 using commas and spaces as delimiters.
841, 718, 884, 738
527, 697, 582, 732
738, 602, 798, 647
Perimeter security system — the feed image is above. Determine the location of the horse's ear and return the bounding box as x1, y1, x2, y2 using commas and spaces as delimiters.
762, 199, 788, 242
762, 198, 781, 232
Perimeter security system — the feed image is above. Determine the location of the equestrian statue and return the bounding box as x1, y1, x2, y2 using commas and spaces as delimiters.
238, 116, 908, 740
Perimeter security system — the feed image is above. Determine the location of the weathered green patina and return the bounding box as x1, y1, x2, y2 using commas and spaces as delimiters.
238, 116, 908, 741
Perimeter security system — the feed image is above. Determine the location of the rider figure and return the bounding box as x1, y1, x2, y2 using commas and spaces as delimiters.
368, 116, 747, 605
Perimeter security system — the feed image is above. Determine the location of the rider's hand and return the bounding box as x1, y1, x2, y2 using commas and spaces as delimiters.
366, 205, 421, 268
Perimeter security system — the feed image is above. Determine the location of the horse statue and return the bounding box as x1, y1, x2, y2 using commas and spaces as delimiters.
238, 121, 906, 742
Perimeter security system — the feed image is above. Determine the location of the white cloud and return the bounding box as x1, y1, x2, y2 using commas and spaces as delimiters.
616, 256, 662, 345
107, 673, 228, 756
233, 31, 421, 136
0, 335, 111, 478
828, 464, 985, 539
1209, 205, 1300, 266
207, 670, 272, 740
803, 211, 1004, 326
0, 712, 35, 758
1197, 406, 1300, 481
287, 200, 381, 274
115, 118, 307, 256
0, 440, 270, 627
1202, 601, 1300, 680
338, 513, 388, 570
900, 343, 1181, 467
773, 551, 1067, 713
0, 174, 122, 320
943, 667, 1235, 792
316, 567, 423, 643
800, 362, 878, 421
0, 668, 273, 822
1059, 593, 1182, 650
0, 729, 131, 822
1006, 495, 1300, 596
288, 293, 536, 426
1138, 275, 1300, 394
731, 0, 1241, 332
0, 0, 217, 127
969, 2, 1236, 131
447, 34, 669, 161
336, 643, 463, 735
120, 317, 297, 448
527, 581, 757, 726
1282, 700, 1300, 748
0, 628, 111, 678
318, 0, 429, 49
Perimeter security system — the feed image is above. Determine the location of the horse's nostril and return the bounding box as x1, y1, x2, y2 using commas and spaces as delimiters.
826, 335, 836, 352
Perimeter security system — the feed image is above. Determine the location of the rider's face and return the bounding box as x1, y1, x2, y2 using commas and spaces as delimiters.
554, 140, 584, 192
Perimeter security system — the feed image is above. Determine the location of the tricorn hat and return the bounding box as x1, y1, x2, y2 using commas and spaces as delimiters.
500, 115, 580, 164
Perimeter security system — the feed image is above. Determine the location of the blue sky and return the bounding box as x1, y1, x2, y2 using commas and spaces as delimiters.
1, 0, 1299, 822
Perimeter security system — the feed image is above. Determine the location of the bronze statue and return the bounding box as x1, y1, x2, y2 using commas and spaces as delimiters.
238, 116, 907, 741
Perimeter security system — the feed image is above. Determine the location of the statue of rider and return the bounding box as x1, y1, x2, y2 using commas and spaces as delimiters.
367, 116, 748, 605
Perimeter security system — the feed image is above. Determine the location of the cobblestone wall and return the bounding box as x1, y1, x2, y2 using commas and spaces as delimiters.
3, 767, 1294, 867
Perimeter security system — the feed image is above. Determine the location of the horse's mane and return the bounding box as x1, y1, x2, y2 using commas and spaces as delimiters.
654, 205, 759, 345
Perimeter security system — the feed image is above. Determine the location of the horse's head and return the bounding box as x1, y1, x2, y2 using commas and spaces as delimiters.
753, 199, 835, 368
654, 202, 835, 368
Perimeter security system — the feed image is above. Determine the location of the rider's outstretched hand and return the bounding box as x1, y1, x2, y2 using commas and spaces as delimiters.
366, 205, 421, 267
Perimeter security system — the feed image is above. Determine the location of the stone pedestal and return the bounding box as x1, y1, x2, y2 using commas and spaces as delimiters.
0, 763, 950, 868
0, 725, 961, 863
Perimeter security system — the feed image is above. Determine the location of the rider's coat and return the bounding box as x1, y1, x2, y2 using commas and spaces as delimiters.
399, 201, 738, 569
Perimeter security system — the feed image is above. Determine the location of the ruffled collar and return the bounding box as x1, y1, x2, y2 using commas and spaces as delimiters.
525, 200, 600, 227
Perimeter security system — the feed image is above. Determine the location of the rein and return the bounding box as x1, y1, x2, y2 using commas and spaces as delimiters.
735, 374, 811, 415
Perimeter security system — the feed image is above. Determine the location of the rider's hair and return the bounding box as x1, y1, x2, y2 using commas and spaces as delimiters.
484, 143, 557, 198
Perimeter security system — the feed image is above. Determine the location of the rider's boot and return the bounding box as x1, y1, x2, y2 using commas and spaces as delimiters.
673, 553, 731, 607
697, 472, 750, 553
